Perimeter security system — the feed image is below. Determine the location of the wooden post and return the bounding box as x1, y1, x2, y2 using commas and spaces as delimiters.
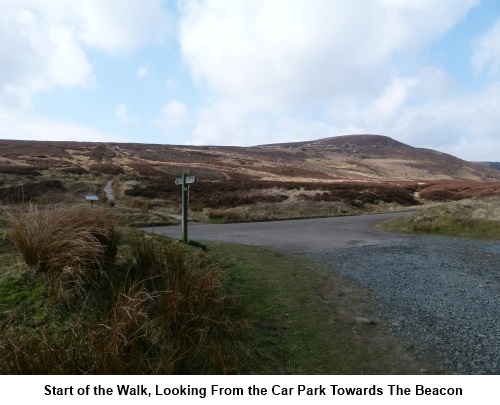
181, 173, 188, 244
175, 175, 195, 244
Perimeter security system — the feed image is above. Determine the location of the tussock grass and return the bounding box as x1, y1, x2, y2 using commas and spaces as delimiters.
124, 235, 237, 373
0, 211, 236, 374
4, 204, 119, 301
125, 197, 152, 212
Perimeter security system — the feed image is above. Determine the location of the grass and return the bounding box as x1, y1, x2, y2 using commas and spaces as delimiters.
205, 242, 426, 374
4, 204, 120, 302
0, 202, 430, 374
376, 197, 500, 240
0, 205, 237, 374
205, 201, 356, 223
110, 206, 180, 228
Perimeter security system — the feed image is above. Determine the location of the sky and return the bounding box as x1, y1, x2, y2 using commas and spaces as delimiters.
1, 0, 500, 161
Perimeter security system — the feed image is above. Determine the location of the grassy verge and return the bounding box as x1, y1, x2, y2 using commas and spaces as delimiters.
376, 197, 500, 240
206, 242, 427, 374
111, 206, 180, 228
203, 200, 411, 224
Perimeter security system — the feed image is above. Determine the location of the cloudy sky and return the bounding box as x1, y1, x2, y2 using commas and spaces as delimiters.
1, 0, 500, 161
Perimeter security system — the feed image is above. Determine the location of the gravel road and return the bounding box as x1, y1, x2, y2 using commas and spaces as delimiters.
302, 236, 500, 374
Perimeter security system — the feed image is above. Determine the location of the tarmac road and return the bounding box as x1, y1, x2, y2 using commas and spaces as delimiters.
143, 211, 414, 254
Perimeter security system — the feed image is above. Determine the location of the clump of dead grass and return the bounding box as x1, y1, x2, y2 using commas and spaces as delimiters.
4, 204, 119, 301
0, 223, 237, 374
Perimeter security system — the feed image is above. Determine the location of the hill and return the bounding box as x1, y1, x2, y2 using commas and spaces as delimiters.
478, 162, 500, 171
1, 135, 500, 221
1, 134, 499, 182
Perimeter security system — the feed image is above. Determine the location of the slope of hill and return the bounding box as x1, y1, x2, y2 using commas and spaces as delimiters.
1, 135, 500, 217
478, 162, 500, 171
1, 134, 499, 183
261, 134, 500, 182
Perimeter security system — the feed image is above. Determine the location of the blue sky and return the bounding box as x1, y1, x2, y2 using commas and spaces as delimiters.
1, 0, 500, 161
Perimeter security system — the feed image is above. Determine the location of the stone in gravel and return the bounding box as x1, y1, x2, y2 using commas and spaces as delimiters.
355, 317, 378, 325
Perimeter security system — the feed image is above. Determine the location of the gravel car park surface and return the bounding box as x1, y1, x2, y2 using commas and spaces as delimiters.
303, 236, 500, 374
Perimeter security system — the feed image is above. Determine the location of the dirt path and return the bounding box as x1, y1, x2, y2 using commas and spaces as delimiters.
104, 180, 114, 202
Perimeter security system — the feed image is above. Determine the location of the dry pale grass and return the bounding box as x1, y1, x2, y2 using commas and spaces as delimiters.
414, 197, 500, 221
4, 204, 119, 301
464, 196, 500, 221
377, 196, 500, 240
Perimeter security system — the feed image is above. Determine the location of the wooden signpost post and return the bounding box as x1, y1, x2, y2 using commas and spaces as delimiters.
175, 174, 196, 243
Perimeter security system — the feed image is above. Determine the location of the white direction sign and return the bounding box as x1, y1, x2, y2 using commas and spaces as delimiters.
85, 195, 99, 201
175, 176, 196, 185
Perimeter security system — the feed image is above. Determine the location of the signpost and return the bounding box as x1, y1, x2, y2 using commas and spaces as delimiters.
175, 174, 196, 243
85, 195, 99, 206
175, 175, 195, 186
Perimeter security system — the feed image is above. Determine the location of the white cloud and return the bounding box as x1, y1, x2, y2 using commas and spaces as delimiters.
189, 101, 333, 146
178, 0, 500, 160
179, 0, 477, 111
74, 0, 171, 51
156, 100, 189, 128
0, 109, 125, 142
472, 17, 500, 76
0, 0, 170, 99
330, 67, 455, 130
115, 103, 138, 125
0, 7, 94, 110
0, 0, 171, 52
187, 63, 500, 160
137, 66, 149, 79
2, 0, 498, 162
0, 0, 171, 134
329, 78, 500, 161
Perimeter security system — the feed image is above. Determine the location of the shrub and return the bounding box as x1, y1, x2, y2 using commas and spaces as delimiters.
0, 180, 66, 204
125, 198, 152, 212
0, 165, 43, 176
89, 163, 124, 176
59, 167, 89, 175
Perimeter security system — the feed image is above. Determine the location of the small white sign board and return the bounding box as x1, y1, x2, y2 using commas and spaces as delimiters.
175, 176, 196, 185
85, 195, 99, 201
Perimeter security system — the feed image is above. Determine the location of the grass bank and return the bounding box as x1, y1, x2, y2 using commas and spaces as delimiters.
376, 197, 500, 240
